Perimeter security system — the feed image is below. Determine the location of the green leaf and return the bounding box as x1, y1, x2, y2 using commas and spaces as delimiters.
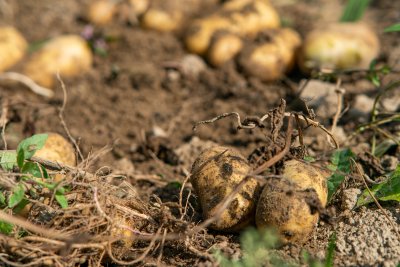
21, 162, 49, 179
304, 156, 316, 163
384, 23, 400, 33
327, 149, 355, 200
0, 220, 13, 235
17, 148, 25, 169
8, 183, 25, 208
16, 134, 48, 164
357, 165, 400, 206
325, 232, 337, 267
55, 193, 68, 208
0, 190, 6, 206
0, 150, 17, 171
340, 0, 370, 22
12, 198, 30, 214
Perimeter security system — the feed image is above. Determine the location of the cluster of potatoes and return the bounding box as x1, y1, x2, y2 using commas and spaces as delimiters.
0, 26, 93, 89
191, 146, 328, 244
87, 0, 380, 81
0, 0, 380, 91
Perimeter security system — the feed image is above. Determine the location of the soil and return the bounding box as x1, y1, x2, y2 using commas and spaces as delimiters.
0, 0, 399, 266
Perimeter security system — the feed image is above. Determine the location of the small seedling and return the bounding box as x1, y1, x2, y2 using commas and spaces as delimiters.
327, 149, 355, 201
0, 134, 70, 234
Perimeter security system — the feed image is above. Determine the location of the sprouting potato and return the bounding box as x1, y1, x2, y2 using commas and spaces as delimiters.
207, 32, 243, 67
299, 22, 380, 72
87, 0, 117, 26
191, 146, 261, 231
238, 28, 301, 81
33, 133, 76, 182
185, 0, 280, 55
23, 35, 93, 88
256, 177, 319, 244
0, 26, 28, 73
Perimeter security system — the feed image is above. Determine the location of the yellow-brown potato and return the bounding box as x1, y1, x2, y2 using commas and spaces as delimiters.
0, 26, 28, 72
299, 22, 380, 72
282, 159, 328, 207
23, 35, 93, 88
225, 0, 280, 37
185, 16, 232, 55
87, 0, 117, 25
111, 215, 135, 251
33, 133, 76, 182
238, 28, 301, 81
185, 0, 279, 56
128, 0, 150, 16
207, 32, 243, 67
191, 146, 260, 231
256, 177, 319, 244
141, 0, 188, 32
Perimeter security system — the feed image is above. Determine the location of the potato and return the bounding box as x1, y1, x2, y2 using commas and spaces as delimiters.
191, 146, 260, 231
207, 32, 243, 67
256, 177, 319, 244
87, 0, 117, 26
238, 28, 301, 81
0, 26, 28, 72
185, 16, 232, 55
282, 159, 328, 207
23, 35, 93, 88
128, 0, 150, 16
111, 215, 135, 251
224, 0, 280, 37
33, 133, 76, 182
299, 22, 380, 72
141, 0, 187, 32
185, 0, 279, 55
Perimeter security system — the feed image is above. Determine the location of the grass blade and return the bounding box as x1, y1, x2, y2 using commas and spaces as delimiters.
340, 0, 370, 22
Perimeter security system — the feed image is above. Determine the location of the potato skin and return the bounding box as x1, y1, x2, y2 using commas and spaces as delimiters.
299, 22, 380, 72
0, 26, 28, 72
207, 32, 243, 67
87, 0, 116, 26
256, 177, 318, 244
282, 159, 328, 207
23, 35, 93, 88
185, 0, 279, 55
238, 28, 301, 81
191, 146, 260, 231
33, 133, 76, 182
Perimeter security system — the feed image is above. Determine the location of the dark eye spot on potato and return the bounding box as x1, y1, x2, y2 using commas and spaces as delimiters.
220, 162, 233, 178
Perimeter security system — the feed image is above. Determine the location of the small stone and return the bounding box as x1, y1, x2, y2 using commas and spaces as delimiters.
181, 54, 206, 78
381, 155, 398, 172
341, 188, 361, 211
353, 94, 375, 114
299, 79, 338, 119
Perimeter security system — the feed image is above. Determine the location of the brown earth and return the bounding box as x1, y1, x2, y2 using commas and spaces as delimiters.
0, 0, 399, 266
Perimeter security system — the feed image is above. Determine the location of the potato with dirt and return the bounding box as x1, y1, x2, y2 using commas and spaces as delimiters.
141, 0, 218, 32
185, 0, 280, 55
207, 32, 244, 66
22, 35, 93, 88
0, 26, 28, 72
256, 160, 328, 244
33, 133, 77, 182
299, 22, 380, 72
87, 0, 117, 26
238, 28, 302, 81
191, 146, 261, 231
